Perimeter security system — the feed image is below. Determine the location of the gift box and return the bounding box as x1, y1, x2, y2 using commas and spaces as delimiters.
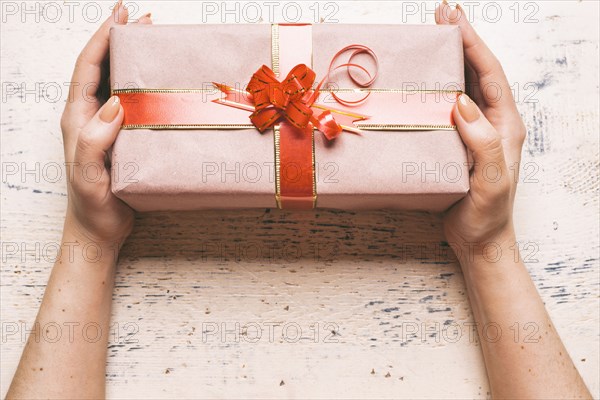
109, 23, 468, 211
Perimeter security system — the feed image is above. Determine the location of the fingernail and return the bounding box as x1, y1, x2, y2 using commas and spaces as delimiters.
113, 0, 126, 19
143, 12, 152, 18
113, 0, 122, 14
449, 6, 459, 22
100, 96, 121, 123
457, 94, 480, 123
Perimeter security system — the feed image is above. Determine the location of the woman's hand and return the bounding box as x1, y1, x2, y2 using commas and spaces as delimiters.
60, 1, 151, 245
7, 5, 154, 399
435, 4, 592, 399
436, 2, 527, 258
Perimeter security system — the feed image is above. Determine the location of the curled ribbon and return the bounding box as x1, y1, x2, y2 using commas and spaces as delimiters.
213, 45, 379, 140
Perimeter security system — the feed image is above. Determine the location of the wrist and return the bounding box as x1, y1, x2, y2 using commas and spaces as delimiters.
64, 205, 130, 245
447, 226, 521, 274
61, 220, 123, 266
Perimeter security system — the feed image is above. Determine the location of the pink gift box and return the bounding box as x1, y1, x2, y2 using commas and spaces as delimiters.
109, 23, 469, 211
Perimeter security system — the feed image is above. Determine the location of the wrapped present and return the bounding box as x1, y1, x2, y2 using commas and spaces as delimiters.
109, 23, 468, 211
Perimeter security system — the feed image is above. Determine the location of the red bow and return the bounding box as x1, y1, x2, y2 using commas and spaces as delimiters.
246, 64, 346, 139
213, 44, 379, 140
214, 70, 369, 140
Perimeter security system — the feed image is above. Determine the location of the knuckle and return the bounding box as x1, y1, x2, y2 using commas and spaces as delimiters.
74, 54, 87, 71
76, 128, 96, 154
480, 129, 504, 155
60, 111, 72, 134
60, 113, 68, 133
514, 121, 527, 144
492, 55, 505, 73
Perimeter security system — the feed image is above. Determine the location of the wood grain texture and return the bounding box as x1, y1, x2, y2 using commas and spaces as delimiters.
1, 1, 598, 399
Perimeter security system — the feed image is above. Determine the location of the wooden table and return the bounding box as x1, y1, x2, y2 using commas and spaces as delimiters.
1, 1, 598, 398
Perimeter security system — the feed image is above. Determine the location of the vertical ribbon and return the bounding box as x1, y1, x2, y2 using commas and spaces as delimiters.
273, 24, 316, 209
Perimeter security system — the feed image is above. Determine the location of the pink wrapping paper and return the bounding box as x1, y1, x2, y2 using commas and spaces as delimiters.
109, 24, 469, 211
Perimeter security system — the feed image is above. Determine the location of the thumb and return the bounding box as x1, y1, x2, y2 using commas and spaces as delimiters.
72, 96, 123, 196
453, 94, 510, 201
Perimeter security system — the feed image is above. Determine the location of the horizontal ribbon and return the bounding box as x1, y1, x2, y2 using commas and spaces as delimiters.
115, 88, 459, 131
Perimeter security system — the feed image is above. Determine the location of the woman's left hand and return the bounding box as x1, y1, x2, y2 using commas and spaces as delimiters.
60, 2, 152, 245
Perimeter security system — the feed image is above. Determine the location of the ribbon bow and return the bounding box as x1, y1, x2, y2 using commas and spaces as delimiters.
247, 64, 346, 139
213, 45, 379, 140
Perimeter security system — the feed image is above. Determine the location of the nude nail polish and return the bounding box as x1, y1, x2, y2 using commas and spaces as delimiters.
100, 96, 121, 123
449, 7, 459, 22
113, 0, 123, 14
457, 94, 480, 123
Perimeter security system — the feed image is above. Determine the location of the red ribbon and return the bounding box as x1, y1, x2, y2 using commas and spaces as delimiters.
213, 45, 379, 140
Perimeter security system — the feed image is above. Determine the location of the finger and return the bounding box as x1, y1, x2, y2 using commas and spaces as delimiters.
135, 12, 153, 24
435, 1, 452, 24
449, 2, 525, 172
453, 94, 511, 204
436, 3, 481, 105
72, 96, 123, 197
96, 14, 152, 110
66, 1, 128, 119
465, 60, 484, 106
450, 4, 518, 114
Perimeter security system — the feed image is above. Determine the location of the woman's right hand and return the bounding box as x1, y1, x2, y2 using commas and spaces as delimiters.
436, 1, 527, 261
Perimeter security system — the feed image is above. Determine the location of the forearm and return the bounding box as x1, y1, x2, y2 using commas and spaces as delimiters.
7, 224, 120, 399
459, 233, 591, 399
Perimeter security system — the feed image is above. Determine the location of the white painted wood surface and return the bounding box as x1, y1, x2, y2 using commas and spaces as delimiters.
1, 1, 599, 398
